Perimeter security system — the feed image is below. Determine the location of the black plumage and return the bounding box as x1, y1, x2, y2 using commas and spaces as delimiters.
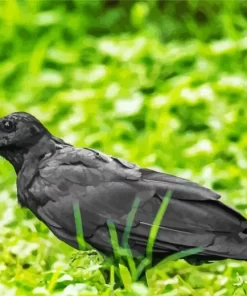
1, 111, 247, 264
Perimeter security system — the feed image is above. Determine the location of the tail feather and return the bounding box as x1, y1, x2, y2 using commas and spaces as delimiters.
129, 223, 247, 263
128, 189, 247, 263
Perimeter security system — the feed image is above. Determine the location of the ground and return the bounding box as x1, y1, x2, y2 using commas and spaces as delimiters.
0, 1, 247, 295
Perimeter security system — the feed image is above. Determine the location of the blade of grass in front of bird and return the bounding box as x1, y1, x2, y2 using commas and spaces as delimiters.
153, 247, 203, 271
121, 196, 140, 279
108, 219, 137, 281
73, 201, 87, 250
126, 255, 137, 281
134, 257, 150, 280
121, 196, 140, 250
146, 190, 172, 264
107, 220, 121, 260
118, 263, 132, 291
110, 265, 115, 289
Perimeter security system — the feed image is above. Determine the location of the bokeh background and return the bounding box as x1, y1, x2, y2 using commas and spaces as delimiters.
1, 0, 247, 295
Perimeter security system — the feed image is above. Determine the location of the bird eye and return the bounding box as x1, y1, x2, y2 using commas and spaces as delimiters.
2, 120, 15, 132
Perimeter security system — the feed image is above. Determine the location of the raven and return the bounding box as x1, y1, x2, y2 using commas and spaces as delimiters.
0, 111, 247, 264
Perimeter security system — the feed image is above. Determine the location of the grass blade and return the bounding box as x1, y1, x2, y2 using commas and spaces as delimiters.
119, 264, 132, 291
73, 201, 86, 250
121, 196, 140, 250
146, 190, 172, 263
135, 257, 151, 280
153, 247, 203, 270
107, 220, 121, 260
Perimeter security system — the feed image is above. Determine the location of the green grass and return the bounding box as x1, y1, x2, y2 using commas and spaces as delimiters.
73, 201, 87, 251
146, 190, 172, 263
1, 0, 247, 295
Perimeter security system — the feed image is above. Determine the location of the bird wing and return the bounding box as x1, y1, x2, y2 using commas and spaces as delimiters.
29, 147, 247, 260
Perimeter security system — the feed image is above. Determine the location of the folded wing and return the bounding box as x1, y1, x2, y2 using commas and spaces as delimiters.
30, 147, 247, 262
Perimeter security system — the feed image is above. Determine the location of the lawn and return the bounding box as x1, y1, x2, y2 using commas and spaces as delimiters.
1, 1, 247, 295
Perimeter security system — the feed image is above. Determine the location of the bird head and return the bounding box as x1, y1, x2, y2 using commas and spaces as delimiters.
0, 112, 47, 148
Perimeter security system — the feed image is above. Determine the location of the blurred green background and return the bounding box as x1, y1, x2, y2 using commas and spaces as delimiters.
1, 0, 247, 295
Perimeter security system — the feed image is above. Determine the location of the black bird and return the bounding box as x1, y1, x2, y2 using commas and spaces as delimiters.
1, 111, 247, 265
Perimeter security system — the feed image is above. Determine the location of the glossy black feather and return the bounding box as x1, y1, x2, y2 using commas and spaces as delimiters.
0, 112, 247, 264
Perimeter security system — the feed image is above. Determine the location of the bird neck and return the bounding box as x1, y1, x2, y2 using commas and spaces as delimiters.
0, 146, 25, 174
27, 133, 56, 159
0, 134, 57, 174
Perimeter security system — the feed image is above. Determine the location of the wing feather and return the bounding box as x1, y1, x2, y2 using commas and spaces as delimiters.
29, 147, 247, 261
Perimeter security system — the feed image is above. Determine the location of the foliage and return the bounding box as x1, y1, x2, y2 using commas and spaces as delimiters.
1, 0, 247, 295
